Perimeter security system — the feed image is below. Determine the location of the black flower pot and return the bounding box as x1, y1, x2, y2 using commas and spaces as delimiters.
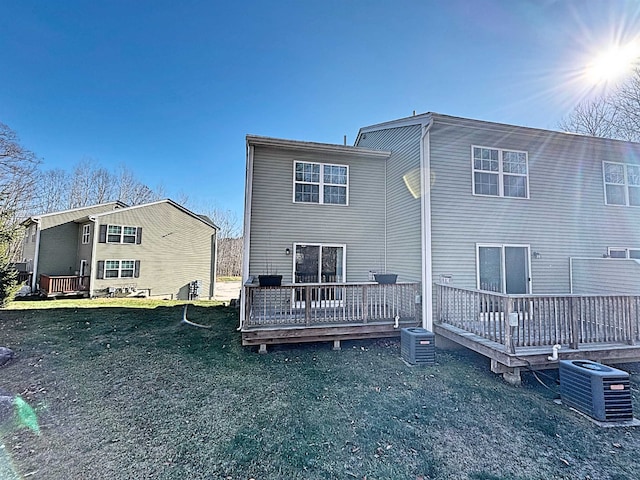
374, 274, 397, 284
258, 275, 282, 287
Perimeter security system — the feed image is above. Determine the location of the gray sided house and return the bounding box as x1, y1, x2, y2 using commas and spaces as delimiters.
355, 113, 640, 302
243, 113, 640, 380
21, 200, 217, 299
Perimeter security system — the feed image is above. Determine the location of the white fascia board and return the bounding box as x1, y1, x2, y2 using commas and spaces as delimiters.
31, 201, 128, 219
246, 135, 390, 159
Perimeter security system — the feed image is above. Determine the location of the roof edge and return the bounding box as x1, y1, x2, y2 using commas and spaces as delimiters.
90, 199, 219, 230
246, 135, 390, 158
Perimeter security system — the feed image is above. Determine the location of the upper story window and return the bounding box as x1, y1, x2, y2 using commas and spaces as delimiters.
608, 247, 640, 259
472, 146, 529, 198
294, 161, 348, 205
106, 225, 140, 244
603, 162, 640, 206
82, 224, 90, 244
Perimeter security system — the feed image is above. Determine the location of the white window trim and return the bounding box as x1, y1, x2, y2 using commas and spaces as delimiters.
82, 224, 90, 244
107, 224, 138, 244
292, 161, 349, 206
475, 243, 531, 293
603, 161, 640, 207
105, 259, 136, 278
471, 145, 530, 199
608, 247, 640, 259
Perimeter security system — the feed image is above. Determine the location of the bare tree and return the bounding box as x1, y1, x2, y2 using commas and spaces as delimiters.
559, 68, 640, 142
115, 165, 158, 205
199, 205, 243, 277
216, 237, 243, 277
206, 207, 242, 239
0, 122, 39, 296
36, 168, 70, 213
0, 122, 40, 221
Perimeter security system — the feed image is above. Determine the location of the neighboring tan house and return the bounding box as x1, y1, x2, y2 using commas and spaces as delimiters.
242, 112, 640, 381
21, 199, 217, 299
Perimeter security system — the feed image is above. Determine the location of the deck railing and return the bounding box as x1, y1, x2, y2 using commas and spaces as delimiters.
436, 284, 640, 353
40, 275, 90, 296
16, 272, 32, 285
244, 282, 421, 328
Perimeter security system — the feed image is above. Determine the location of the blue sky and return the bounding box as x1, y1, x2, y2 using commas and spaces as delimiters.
2, 0, 640, 218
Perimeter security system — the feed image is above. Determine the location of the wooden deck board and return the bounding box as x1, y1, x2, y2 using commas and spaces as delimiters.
435, 323, 640, 370
242, 321, 419, 346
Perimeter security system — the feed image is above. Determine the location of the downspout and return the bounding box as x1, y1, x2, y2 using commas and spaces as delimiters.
211, 229, 218, 300
30, 218, 42, 292
88, 216, 98, 297
420, 117, 434, 330
239, 141, 255, 330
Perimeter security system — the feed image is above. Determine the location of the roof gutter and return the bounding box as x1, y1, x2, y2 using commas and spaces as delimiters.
420, 115, 434, 330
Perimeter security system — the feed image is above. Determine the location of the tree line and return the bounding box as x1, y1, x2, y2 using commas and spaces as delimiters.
0, 121, 242, 304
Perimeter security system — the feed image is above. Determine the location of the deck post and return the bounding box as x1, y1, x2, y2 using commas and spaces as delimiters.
570, 297, 580, 349
332, 340, 341, 351
362, 284, 368, 323
305, 286, 311, 326
629, 297, 638, 346
504, 297, 515, 354
244, 287, 252, 328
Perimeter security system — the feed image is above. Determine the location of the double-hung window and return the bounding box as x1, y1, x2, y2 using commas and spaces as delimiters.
104, 260, 136, 278
472, 146, 529, 198
82, 224, 90, 244
603, 162, 640, 206
107, 225, 139, 243
294, 161, 348, 205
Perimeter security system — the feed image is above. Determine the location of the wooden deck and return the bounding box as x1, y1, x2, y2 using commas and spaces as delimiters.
39, 274, 90, 298
436, 284, 640, 381
242, 281, 421, 349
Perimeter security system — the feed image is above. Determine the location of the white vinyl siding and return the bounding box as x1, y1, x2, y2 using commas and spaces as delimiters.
603, 161, 640, 206
472, 146, 528, 198
608, 247, 640, 259
294, 161, 348, 205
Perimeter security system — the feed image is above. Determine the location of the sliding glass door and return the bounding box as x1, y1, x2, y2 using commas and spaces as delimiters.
294, 244, 345, 304
477, 244, 530, 294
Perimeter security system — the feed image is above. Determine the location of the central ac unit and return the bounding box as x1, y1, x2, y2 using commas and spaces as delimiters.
401, 328, 435, 366
559, 360, 633, 422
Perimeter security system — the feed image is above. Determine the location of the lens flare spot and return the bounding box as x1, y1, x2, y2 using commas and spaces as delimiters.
585, 41, 640, 85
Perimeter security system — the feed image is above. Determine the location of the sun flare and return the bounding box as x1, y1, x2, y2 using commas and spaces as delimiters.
585, 41, 640, 85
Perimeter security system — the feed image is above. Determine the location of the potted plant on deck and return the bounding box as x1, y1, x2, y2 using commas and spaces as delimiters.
258, 273, 282, 287
374, 273, 398, 284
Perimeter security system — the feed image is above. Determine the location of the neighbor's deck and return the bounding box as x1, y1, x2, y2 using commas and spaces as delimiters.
435, 284, 640, 375
39, 274, 90, 298
242, 281, 421, 349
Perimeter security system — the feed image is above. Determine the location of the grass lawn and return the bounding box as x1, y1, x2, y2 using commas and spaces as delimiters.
1, 299, 640, 479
